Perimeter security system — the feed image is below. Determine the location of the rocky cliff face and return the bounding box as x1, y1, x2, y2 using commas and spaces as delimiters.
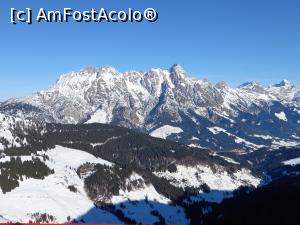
1, 65, 300, 151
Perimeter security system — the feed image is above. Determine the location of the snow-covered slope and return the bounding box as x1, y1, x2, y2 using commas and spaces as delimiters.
0, 114, 15, 150
155, 164, 260, 203
0, 145, 189, 224
105, 173, 189, 225
1, 65, 300, 151
1, 143, 233, 225
0, 146, 120, 223
0, 113, 41, 150
282, 157, 300, 166
150, 125, 183, 139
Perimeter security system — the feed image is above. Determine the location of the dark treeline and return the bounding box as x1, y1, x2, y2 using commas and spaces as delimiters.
43, 123, 242, 173
0, 157, 54, 193
79, 163, 185, 205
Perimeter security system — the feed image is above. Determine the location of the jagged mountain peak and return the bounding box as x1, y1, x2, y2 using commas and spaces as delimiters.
238, 81, 260, 88
169, 64, 187, 80
80, 66, 120, 76
56, 66, 119, 83
50, 65, 202, 93
215, 81, 229, 89
237, 82, 266, 93
273, 79, 292, 87
170, 63, 185, 71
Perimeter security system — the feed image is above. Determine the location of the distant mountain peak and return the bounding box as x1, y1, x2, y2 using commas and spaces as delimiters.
169, 64, 187, 84
80, 66, 120, 76
215, 81, 229, 89
238, 81, 261, 89
170, 64, 186, 76
274, 79, 292, 87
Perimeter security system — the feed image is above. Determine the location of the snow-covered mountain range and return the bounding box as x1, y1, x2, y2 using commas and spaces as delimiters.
1, 64, 300, 151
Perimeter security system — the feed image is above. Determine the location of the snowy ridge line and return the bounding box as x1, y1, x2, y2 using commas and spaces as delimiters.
1, 64, 300, 151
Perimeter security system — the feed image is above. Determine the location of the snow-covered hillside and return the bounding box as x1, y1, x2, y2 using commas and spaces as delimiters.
104, 172, 189, 225
0, 146, 189, 224
0, 114, 15, 150
0, 146, 120, 223
155, 164, 260, 203
0, 113, 40, 150
150, 125, 183, 139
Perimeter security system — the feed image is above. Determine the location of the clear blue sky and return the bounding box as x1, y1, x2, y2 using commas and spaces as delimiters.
0, 0, 300, 100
